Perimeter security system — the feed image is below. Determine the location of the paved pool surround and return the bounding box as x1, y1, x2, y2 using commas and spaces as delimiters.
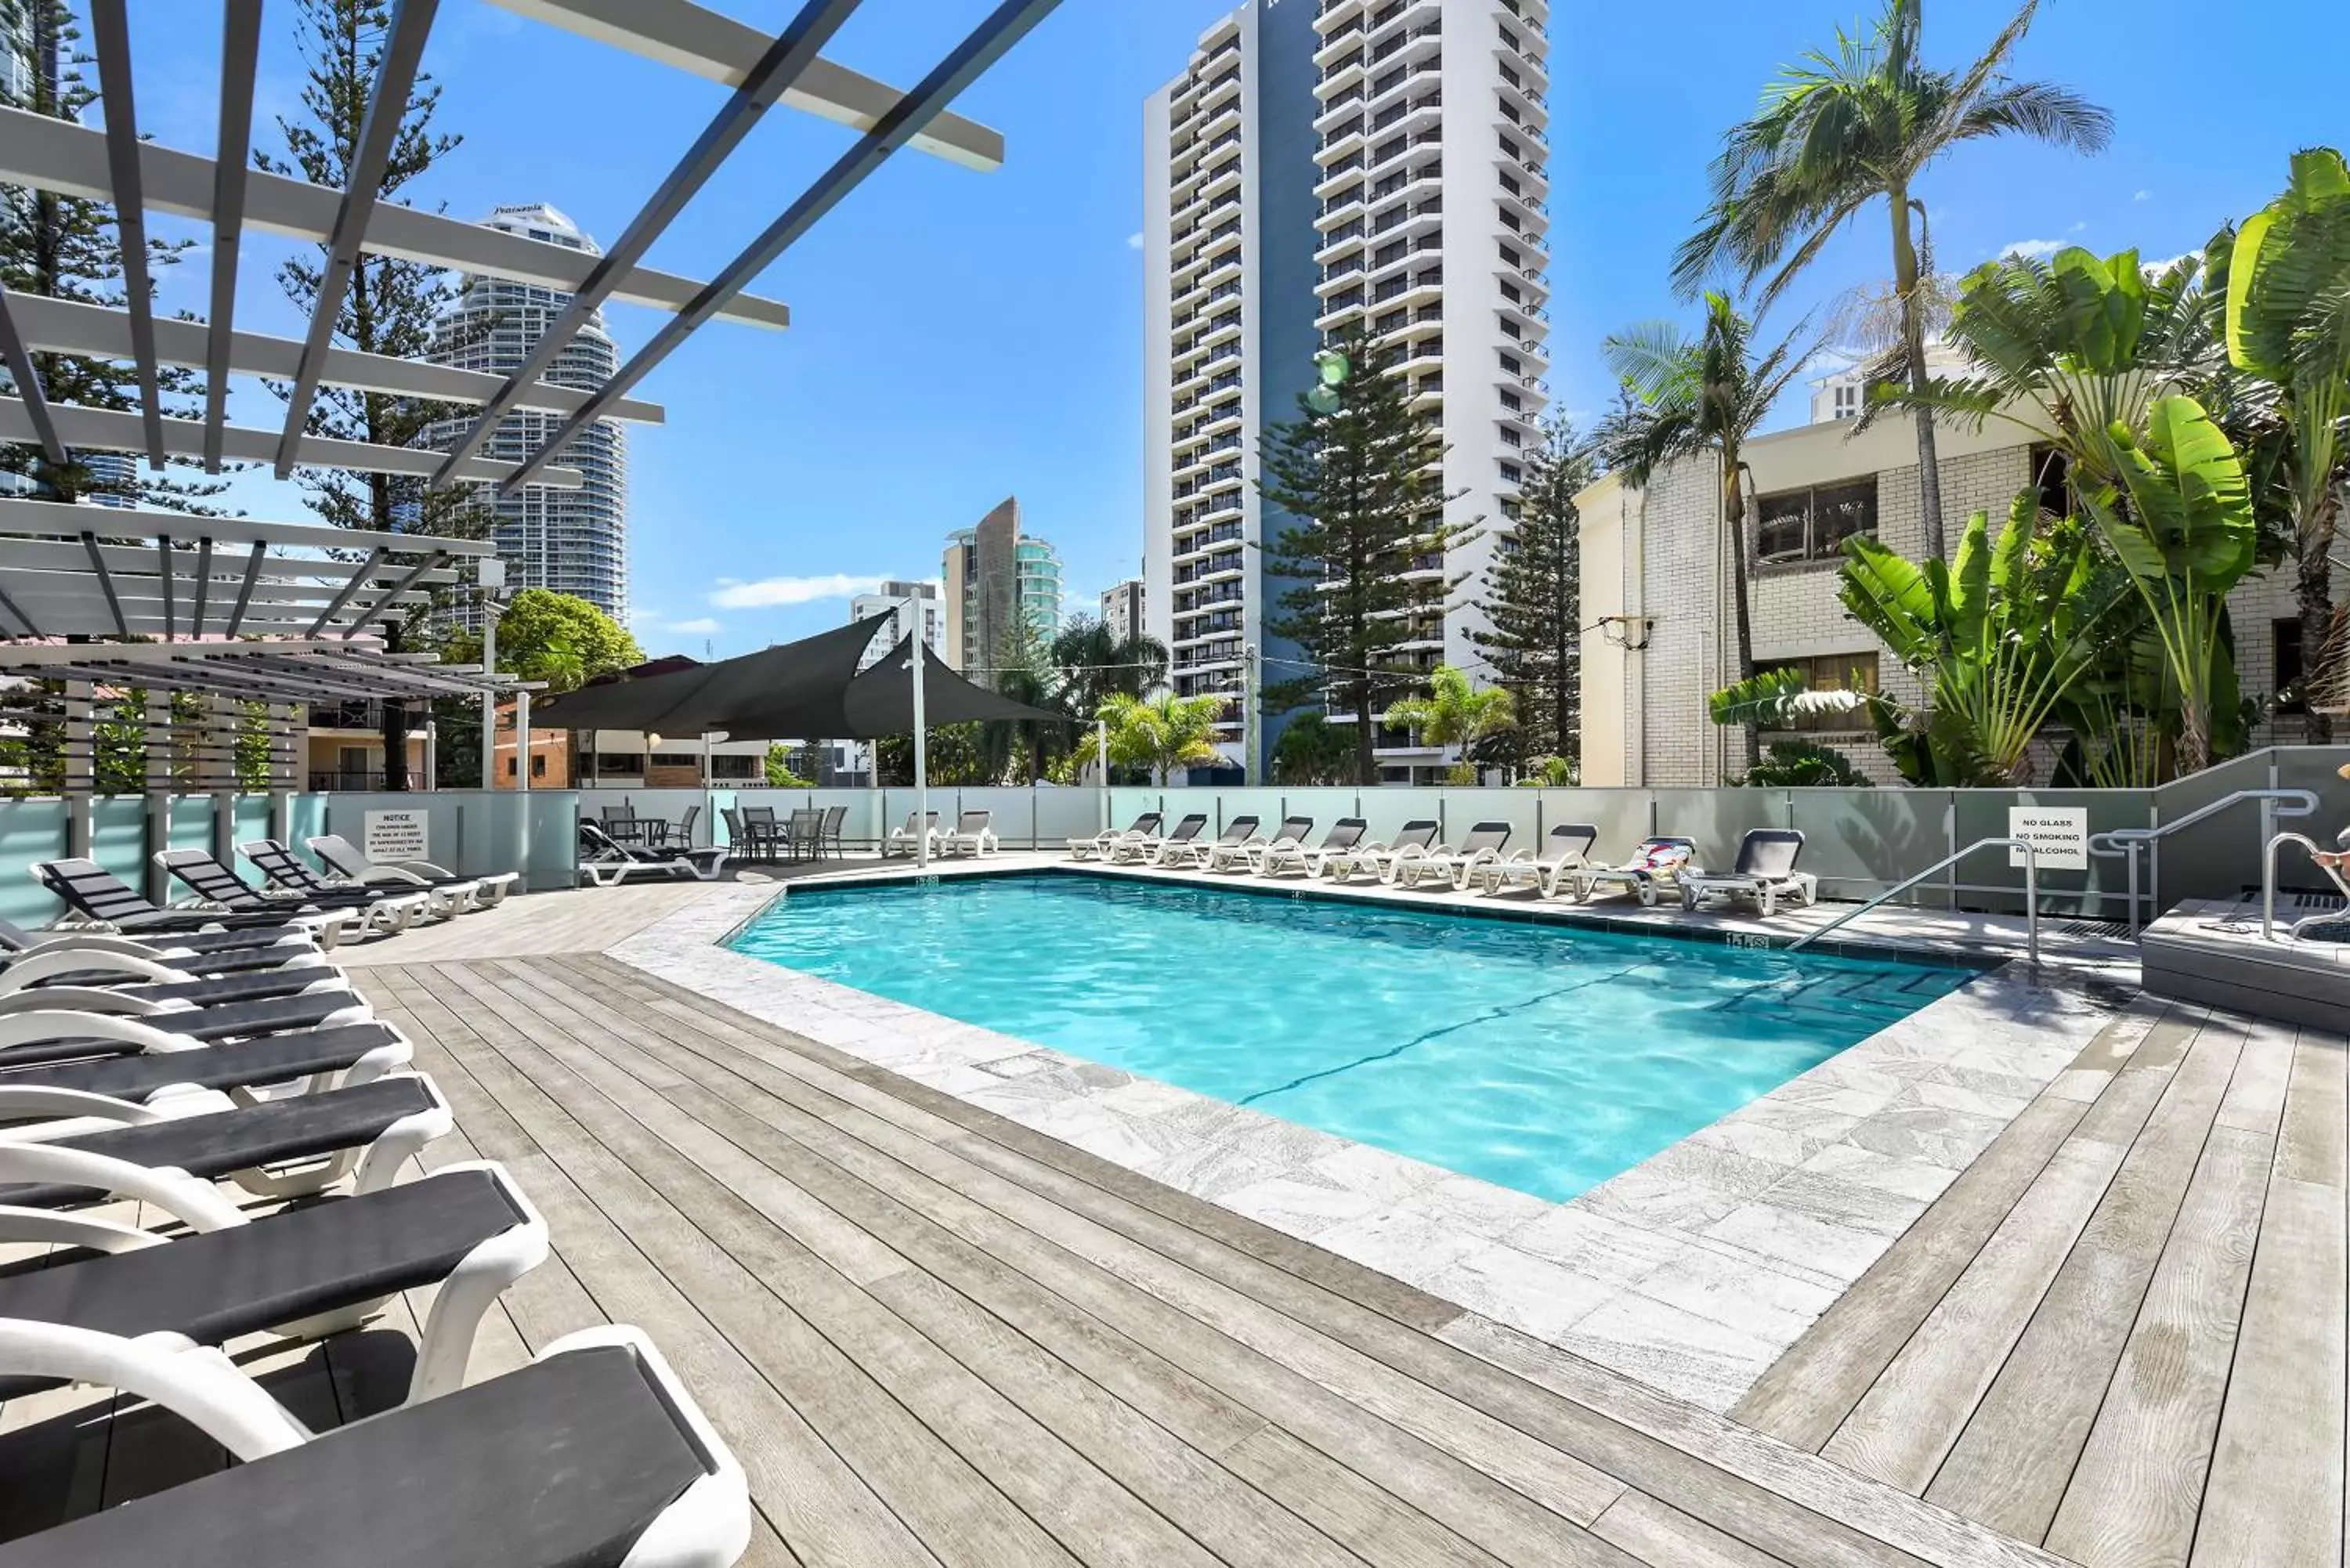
613, 860, 2133, 1411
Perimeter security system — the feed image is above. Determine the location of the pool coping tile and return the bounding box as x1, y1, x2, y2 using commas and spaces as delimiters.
607, 869, 2135, 1414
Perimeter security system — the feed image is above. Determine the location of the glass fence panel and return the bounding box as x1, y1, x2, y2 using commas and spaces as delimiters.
90, 797, 150, 900
1951, 787, 2148, 918
1650, 788, 1787, 870
1265, 788, 1362, 844
1786, 789, 1952, 902
0, 800, 68, 927
1034, 789, 1103, 847
1187, 788, 1283, 840
954, 788, 1042, 848
167, 796, 215, 858
232, 795, 273, 854
1433, 789, 1540, 851
1106, 788, 1167, 835
1541, 789, 1654, 863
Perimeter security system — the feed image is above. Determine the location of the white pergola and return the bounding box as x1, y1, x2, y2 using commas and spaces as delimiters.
0, 0, 1059, 880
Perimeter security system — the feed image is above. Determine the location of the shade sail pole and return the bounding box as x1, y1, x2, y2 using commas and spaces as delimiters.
909, 592, 928, 869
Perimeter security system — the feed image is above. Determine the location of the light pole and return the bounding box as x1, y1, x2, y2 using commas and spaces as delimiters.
906, 591, 929, 869
477, 557, 507, 790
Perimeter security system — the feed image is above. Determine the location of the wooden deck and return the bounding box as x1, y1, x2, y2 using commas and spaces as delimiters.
1736, 1003, 2348, 1568
3, 878, 2336, 1568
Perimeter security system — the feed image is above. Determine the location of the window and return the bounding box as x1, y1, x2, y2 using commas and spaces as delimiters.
503, 757, 517, 779
1755, 479, 1879, 564
530, 753, 546, 778
2274, 617, 2308, 714
1499, 461, 1523, 484
1770, 653, 1881, 732
1499, 352, 1521, 376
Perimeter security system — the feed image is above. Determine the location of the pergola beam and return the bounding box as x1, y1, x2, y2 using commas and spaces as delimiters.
433, 0, 857, 483
0, 282, 67, 465
86, 0, 164, 469
484, 0, 1007, 172
5, 294, 665, 425
507, 0, 1065, 491
0, 107, 792, 329
0, 495, 497, 556
204, 0, 265, 472
0, 399, 584, 488
277, 0, 441, 478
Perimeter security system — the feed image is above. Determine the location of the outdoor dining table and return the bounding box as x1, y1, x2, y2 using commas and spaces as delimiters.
602, 817, 671, 847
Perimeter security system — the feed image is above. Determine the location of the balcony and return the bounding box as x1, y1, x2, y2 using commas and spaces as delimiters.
308, 769, 392, 792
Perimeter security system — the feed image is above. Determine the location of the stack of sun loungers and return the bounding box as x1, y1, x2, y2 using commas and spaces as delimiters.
0, 880, 752, 1564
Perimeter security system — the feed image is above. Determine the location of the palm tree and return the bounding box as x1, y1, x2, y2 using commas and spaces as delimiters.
1600, 294, 1815, 723
1382, 665, 1516, 782
1050, 615, 1170, 717
1673, 0, 2112, 560
1097, 692, 1227, 785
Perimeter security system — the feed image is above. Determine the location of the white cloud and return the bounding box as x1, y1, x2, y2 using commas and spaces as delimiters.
667, 616, 722, 634
2069, 220, 2088, 233
1126, 231, 1144, 250
709, 573, 888, 609
2000, 238, 2066, 261
2135, 190, 2153, 202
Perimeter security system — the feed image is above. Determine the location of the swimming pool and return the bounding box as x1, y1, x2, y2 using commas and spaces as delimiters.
729, 873, 1979, 1201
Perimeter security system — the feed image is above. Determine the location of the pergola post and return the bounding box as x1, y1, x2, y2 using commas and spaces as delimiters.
142, 688, 172, 902
271, 699, 300, 844
208, 690, 238, 865
62, 679, 92, 856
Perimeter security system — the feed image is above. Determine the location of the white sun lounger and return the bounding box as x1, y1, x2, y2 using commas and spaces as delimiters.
1225, 816, 1314, 875
1258, 818, 1368, 879
1390, 822, 1514, 891
1157, 815, 1256, 869
1475, 822, 1601, 898
1123, 814, 1206, 865
938, 810, 1000, 858
882, 811, 943, 858
1679, 828, 1818, 917
1565, 836, 1697, 906
1319, 820, 1439, 883
1071, 812, 1163, 862
304, 833, 520, 908
0, 1324, 749, 1568
577, 824, 729, 886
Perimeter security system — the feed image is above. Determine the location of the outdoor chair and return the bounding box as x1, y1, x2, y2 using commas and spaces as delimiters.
1680, 828, 1818, 918
0, 916, 335, 991
0, 912, 319, 970
304, 834, 519, 908
786, 807, 823, 860
1070, 811, 1162, 862
1258, 818, 1368, 879
1475, 823, 1602, 898
1390, 822, 1515, 891
1566, 836, 1699, 907
0, 1325, 750, 1568
244, 839, 479, 919
1158, 815, 1256, 869
155, 849, 432, 936
742, 806, 782, 861
1208, 815, 1307, 873
0, 1019, 411, 1111
819, 804, 848, 858
884, 811, 942, 858
0, 1072, 450, 1208
939, 810, 1000, 858
672, 803, 703, 849
0, 986, 378, 1076
34, 858, 357, 948
0, 1158, 547, 1411
577, 823, 729, 886
1320, 820, 1439, 884
0, 946, 345, 1013
1126, 813, 1206, 865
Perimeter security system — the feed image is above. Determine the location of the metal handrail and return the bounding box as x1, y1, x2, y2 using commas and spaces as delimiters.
2088, 787, 2319, 938
2263, 831, 2350, 939
1790, 836, 2040, 968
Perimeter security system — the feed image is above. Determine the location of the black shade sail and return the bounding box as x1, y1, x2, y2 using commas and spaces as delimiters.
533, 615, 1065, 740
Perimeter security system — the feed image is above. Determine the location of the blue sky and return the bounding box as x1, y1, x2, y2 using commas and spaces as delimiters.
115, 0, 2342, 658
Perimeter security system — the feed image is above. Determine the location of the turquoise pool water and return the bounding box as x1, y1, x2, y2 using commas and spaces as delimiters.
730, 873, 1977, 1201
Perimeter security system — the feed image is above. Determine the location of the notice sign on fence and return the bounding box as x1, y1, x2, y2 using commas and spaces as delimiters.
2008, 807, 2089, 870
363, 808, 430, 863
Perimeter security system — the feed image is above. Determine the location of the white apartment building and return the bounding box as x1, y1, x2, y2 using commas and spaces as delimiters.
1143, 0, 1553, 782
848, 581, 946, 672
1577, 408, 2315, 788
426, 204, 629, 623
1100, 578, 1144, 643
